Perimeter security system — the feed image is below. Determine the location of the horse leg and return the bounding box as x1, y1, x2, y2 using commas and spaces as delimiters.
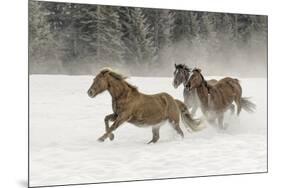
170, 120, 184, 138
218, 114, 225, 130
147, 126, 160, 144
98, 114, 128, 142
206, 112, 216, 125
234, 87, 242, 116
235, 98, 242, 116
208, 118, 216, 125
229, 104, 235, 115
104, 113, 117, 141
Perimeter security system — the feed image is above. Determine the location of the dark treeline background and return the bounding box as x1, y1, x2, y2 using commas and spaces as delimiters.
29, 1, 267, 77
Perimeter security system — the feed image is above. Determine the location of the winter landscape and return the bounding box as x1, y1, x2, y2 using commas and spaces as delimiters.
29, 1, 267, 187
30, 75, 267, 187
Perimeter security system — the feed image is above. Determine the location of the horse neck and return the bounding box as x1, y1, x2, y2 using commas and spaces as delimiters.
183, 70, 190, 86
196, 76, 209, 109
107, 78, 133, 100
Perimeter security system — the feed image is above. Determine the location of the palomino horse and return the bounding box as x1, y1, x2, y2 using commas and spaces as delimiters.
87, 68, 202, 144
185, 68, 256, 129
173, 64, 235, 115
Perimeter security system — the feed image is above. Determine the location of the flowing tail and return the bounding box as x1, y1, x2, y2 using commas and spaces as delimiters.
241, 97, 256, 113
175, 99, 204, 132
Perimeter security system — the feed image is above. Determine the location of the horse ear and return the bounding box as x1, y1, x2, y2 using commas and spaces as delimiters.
174, 63, 177, 68
100, 69, 110, 75
194, 68, 201, 72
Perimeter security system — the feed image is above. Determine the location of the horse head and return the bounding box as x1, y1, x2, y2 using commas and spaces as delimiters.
185, 68, 203, 91
173, 63, 191, 89
87, 68, 112, 98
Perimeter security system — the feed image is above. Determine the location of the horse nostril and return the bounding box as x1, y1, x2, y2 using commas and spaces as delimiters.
88, 90, 92, 96
173, 81, 178, 88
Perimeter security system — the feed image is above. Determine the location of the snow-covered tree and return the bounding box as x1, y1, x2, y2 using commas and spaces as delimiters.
88, 6, 124, 64
29, 0, 58, 72
120, 7, 156, 66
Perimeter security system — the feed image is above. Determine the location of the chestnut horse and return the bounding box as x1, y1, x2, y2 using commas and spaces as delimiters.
87, 68, 202, 144
185, 68, 256, 129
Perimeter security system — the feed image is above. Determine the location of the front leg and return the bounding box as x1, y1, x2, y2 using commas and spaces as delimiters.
98, 113, 129, 142
104, 113, 117, 141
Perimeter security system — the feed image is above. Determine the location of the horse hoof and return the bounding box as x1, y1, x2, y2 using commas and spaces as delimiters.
97, 137, 105, 142
147, 140, 156, 144
109, 134, 114, 141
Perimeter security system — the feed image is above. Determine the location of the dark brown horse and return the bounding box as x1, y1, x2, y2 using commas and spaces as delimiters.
173, 64, 234, 115
185, 68, 256, 129
87, 68, 202, 143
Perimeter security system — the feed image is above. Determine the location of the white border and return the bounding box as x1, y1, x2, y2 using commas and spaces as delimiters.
1, 0, 280, 188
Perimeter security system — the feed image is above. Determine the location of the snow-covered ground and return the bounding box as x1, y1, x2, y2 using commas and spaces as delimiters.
29, 75, 267, 187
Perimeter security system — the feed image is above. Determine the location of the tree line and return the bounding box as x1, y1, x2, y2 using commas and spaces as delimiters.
29, 1, 267, 75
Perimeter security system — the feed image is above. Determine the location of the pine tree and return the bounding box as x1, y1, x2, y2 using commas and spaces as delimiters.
173, 11, 198, 42
119, 7, 156, 66
88, 6, 124, 64
158, 10, 175, 49
29, 1, 57, 65
132, 8, 156, 65
142, 9, 175, 58
41, 2, 82, 62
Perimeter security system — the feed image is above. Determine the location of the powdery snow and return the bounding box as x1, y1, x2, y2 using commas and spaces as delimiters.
29, 75, 267, 187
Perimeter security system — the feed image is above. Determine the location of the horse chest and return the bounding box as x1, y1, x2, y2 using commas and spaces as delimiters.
112, 99, 127, 114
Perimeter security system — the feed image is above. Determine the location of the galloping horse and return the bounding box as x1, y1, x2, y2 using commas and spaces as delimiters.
185, 68, 256, 129
87, 68, 202, 144
173, 64, 235, 115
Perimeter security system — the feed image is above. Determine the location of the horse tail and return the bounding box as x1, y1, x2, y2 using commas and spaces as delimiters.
241, 97, 256, 113
175, 99, 204, 132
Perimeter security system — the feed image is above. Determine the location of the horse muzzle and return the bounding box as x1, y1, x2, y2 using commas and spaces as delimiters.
185, 84, 192, 91
173, 81, 179, 89
87, 89, 96, 98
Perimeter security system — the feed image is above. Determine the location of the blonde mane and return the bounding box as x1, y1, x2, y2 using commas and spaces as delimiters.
100, 68, 138, 91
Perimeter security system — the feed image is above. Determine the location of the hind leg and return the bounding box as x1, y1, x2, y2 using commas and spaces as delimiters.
234, 98, 242, 116
234, 87, 242, 116
218, 114, 225, 130
170, 120, 184, 138
229, 104, 235, 115
147, 126, 160, 144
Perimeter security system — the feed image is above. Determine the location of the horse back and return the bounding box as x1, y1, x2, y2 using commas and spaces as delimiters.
209, 77, 241, 110
207, 79, 217, 86
128, 92, 177, 125
145, 92, 176, 109
216, 77, 241, 92
144, 92, 179, 115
